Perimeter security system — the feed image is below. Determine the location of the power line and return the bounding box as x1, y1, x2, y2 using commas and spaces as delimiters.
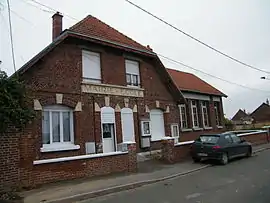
10, 9, 35, 26
20, 0, 53, 14
27, 0, 78, 21
6, 0, 16, 72
159, 54, 270, 93
124, 0, 270, 74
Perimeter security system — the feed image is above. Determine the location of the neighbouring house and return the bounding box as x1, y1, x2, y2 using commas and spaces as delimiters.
1, 12, 227, 188
231, 109, 253, 125
167, 69, 227, 141
250, 102, 270, 124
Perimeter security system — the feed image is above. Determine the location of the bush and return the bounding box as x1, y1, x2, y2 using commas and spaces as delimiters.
0, 71, 35, 134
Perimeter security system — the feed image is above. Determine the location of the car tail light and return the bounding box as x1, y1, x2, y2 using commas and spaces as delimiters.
212, 145, 221, 150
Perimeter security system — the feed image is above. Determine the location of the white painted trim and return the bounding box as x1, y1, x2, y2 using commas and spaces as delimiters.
204, 127, 213, 130
181, 128, 193, 132
34, 151, 128, 165
193, 127, 203, 131
213, 96, 221, 102
182, 93, 210, 101
217, 126, 224, 129
237, 130, 267, 137
137, 149, 161, 156
162, 136, 175, 140
122, 141, 136, 144
41, 144, 80, 152
174, 140, 194, 146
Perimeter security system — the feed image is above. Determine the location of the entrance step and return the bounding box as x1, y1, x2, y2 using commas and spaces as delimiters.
137, 150, 162, 162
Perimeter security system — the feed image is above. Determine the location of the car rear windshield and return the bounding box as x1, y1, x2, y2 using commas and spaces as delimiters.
199, 135, 219, 144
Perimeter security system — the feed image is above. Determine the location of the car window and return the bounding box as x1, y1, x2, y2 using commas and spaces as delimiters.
230, 134, 241, 143
199, 136, 219, 144
224, 135, 233, 144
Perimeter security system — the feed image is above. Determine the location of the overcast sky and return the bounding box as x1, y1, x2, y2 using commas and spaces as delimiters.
1, 0, 270, 118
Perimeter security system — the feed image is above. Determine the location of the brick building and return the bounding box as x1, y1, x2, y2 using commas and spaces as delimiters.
2, 12, 226, 187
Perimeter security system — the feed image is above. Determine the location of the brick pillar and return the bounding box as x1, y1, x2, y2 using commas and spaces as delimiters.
161, 137, 175, 164
127, 143, 137, 172
95, 112, 103, 153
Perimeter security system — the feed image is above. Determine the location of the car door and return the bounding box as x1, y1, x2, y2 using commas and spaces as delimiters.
229, 134, 245, 156
223, 134, 235, 158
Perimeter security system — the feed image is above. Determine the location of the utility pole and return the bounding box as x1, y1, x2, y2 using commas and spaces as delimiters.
6, 0, 16, 73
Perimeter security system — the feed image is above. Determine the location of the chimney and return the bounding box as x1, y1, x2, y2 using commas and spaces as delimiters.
52, 12, 63, 41
146, 45, 153, 51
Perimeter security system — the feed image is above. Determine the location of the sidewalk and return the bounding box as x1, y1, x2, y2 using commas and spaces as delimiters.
22, 143, 270, 203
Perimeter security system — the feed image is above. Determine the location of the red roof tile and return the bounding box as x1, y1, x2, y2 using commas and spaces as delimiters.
167, 68, 226, 96
69, 15, 151, 52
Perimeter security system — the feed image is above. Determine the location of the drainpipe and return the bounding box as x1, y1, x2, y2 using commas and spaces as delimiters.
92, 96, 97, 153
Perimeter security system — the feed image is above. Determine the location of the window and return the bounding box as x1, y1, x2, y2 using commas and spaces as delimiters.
214, 102, 221, 126
191, 100, 199, 128
42, 105, 74, 148
171, 124, 179, 143
201, 101, 209, 127
179, 104, 188, 129
230, 134, 241, 143
224, 135, 233, 143
125, 60, 140, 87
199, 135, 219, 144
82, 50, 101, 83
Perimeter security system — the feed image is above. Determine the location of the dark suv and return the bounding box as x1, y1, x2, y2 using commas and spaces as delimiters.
190, 133, 252, 165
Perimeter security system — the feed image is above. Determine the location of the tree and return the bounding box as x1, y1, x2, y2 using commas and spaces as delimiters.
0, 71, 35, 134
224, 117, 234, 131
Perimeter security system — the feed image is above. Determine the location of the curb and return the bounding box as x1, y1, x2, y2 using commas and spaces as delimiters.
46, 164, 211, 203
253, 146, 270, 154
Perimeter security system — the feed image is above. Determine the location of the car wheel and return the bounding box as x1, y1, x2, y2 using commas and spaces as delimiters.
246, 147, 252, 158
192, 157, 201, 163
220, 153, 228, 165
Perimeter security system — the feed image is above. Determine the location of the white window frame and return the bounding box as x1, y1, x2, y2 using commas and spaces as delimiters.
41, 105, 77, 152
214, 102, 221, 126
171, 124, 179, 144
191, 100, 199, 128
82, 50, 101, 83
201, 101, 209, 127
125, 59, 140, 87
179, 104, 188, 129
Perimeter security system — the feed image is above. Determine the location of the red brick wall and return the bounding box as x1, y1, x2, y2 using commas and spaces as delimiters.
0, 131, 20, 190
240, 132, 268, 145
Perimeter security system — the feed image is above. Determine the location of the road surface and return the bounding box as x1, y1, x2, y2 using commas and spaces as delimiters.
80, 150, 270, 203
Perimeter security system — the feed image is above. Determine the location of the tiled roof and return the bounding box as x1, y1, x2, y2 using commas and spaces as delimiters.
69, 15, 151, 52
231, 109, 248, 121
167, 68, 226, 97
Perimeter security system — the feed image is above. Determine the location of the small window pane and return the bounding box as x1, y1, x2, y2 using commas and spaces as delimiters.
231, 134, 241, 143
63, 112, 71, 142
132, 75, 139, 86
126, 74, 131, 85
42, 111, 50, 144
103, 124, 114, 138
172, 125, 179, 137
52, 112, 60, 142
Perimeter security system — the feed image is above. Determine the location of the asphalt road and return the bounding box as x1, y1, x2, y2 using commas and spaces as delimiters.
80, 150, 270, 203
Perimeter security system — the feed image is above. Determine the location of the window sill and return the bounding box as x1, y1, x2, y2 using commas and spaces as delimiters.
41, 144, 80, 153
217, 126, 224, 129
181, 128, 193, 132
193, 127, 203, 131
204, 127, 213, 130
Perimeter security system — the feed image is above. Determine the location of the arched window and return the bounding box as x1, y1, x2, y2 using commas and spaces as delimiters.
121, 108, 135, 143
150, 109, 165, 141
42, 105, 74, 147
